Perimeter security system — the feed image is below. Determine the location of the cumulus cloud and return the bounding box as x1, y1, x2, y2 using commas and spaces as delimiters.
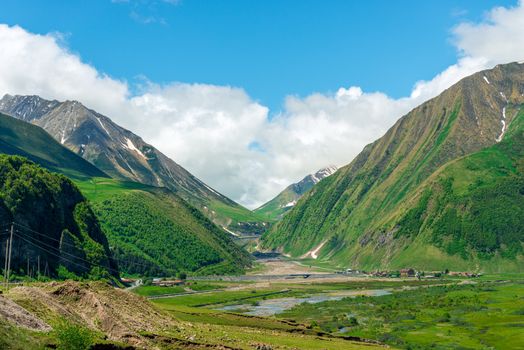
0, 1, 523, 208
453, 1, 524, 64
0, 24, 129, 117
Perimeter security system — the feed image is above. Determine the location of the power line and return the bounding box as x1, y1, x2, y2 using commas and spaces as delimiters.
14, 233, 104, 274
5, 221, 167, 278
13, 228, 156, 274
13, 230, 100, 268
14, 223, 160, 270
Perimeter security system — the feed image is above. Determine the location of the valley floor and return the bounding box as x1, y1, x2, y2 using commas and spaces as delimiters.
1, 262, 523, 349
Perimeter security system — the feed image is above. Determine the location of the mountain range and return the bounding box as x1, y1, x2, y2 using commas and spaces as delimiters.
262, 62, 524, 272
0, 110, 251, 276
2, 62, 524, 275
255, 166, 338, 221
0, 94, 263, 233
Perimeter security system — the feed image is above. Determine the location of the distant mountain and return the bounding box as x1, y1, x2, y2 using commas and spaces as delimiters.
255, 166, 338, 221
262, 62, 524, 272
0, 95, 263, 232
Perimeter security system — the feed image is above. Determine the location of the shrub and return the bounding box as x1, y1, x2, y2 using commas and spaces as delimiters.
54, 321, 94, 350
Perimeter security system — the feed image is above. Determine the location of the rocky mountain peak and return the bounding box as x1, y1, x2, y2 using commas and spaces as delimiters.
0, 94, 254, 232
310, 165, 338, 184
0, 94, 60, 121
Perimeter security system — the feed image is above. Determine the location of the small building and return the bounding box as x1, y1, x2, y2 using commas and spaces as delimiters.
400, 268, 415, 277
152, 279, 185, 287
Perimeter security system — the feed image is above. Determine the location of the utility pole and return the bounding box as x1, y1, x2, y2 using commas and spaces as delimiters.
37, 255, 40, 280
6, 223, 14, 290
3, 237, 8, 289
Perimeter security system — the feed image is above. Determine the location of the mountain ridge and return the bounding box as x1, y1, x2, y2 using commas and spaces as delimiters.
0, 94, 262, 232
0, 110, 251, 275
261, 62, 524, 271
255, 165, 338, 221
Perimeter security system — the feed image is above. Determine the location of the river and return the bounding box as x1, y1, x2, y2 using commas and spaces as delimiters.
218, 289, 391, 316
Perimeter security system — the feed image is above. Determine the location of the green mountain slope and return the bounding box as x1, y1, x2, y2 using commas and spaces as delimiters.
75, 178, 252, 276
0, 111, 251, 276
0, 112, 107, 179
0, 155, 118, 279
262, 62, 524, 272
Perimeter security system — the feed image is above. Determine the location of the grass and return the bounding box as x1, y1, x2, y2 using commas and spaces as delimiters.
278, 277, 524, 349
7, 276, 522, 349
208, 199, 266, 223
133, 285, 186, 296
153, 288, 295, 307
133, 282, 226, 296
0, 318, 53, 350
149, 275, 524, 348
151, 283, 392, 349
152, 279, 452, 307
73, 177, 150, 202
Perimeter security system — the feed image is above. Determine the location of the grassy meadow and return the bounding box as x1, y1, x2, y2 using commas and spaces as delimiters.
148, 274, 524, 349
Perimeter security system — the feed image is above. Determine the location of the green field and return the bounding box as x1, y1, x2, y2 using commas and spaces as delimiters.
3, 273, 523, 348
149, 275, 524, 349
74, 177, 150, 201
279, 278, 524, 349
133, 281, 227, 297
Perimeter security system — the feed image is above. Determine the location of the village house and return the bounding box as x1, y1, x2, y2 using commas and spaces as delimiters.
400, 268, 415, 277
152, 279, 185, 287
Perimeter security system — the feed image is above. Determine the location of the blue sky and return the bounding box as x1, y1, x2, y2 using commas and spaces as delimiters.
0, 1, 522, 207
0, 0, 514, 111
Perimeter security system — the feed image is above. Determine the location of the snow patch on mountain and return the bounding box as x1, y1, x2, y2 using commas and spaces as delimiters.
96, 116, 111, 138
281, 200, 297, 208
122, 137, 146, 159
311, 165, 338, 184
496, 106, 507, 142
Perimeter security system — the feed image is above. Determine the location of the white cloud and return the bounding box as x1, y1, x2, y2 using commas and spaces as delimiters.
0, 1, 523, 208
0, 24, 129, 117
453, 1, 524, 64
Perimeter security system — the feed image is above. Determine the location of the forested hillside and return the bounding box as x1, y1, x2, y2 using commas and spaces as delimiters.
76, 179, 252, 276
0, 155, 118, 279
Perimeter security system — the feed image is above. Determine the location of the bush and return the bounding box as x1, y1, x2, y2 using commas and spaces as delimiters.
57, 266, 81, 281
55, 321, 94, 350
